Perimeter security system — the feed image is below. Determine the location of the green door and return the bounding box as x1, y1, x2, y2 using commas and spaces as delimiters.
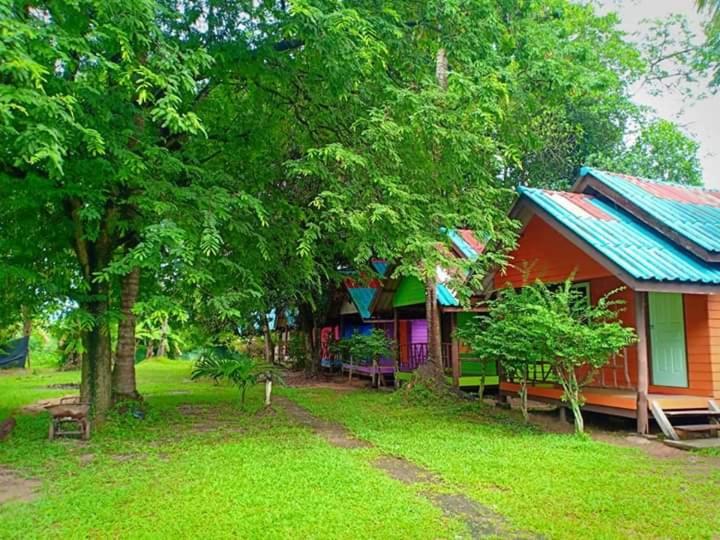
649, 293, 688, 387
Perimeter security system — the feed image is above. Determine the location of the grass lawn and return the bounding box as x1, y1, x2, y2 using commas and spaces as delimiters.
2, 362, 719, 539
283, 386, 720, 540
0, 361, 464, 539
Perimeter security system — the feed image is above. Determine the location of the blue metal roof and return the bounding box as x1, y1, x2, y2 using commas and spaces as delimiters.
580, 167, 720, 255
371, 260, 390, 277
519, 186, 720, 285
346, 287, 377, 320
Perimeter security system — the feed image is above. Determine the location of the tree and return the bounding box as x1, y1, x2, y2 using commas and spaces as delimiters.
465, 280, 636, 434
0, 0, 248, 417
345, 329, 394, 388
588, 119, 704, 185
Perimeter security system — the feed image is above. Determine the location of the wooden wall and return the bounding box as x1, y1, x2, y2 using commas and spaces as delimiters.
498, 213, 719, 398
495, 215, 611, 289
708, 295, 720, 399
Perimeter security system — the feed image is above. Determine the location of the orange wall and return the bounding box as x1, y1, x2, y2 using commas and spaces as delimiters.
495, 215, 611, 289
497, 213, 719, 398
706, 295, 720, 399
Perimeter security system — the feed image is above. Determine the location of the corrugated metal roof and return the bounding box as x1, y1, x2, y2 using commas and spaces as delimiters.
448, 229, 480, 261
346, 287, 378, 320
437, 283, 460, 307
457, 229, 485, 255
580, 167, 720, 255
519, 186, 720, 285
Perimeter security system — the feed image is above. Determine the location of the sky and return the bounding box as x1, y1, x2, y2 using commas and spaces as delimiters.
596, 0, 719, 188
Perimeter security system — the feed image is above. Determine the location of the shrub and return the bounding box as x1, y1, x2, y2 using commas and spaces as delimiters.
463, 279, 636, 433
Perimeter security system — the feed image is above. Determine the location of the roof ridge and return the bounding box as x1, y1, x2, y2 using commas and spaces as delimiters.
581, 166, 720, 195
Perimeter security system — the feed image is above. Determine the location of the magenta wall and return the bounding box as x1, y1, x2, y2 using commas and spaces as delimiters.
410, 319, 427, 344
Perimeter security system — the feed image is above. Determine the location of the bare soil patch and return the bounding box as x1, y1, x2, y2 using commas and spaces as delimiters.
0, 467, 40, 505
282, 371, 366, 392
374, 456, 439, 484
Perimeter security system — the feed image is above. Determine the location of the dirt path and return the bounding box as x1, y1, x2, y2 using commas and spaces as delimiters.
277, 396, 538, 539
0, 467, 40, 505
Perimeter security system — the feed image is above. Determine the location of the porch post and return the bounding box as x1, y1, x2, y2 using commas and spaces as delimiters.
393, 308, 400, 388
450, 312, 460, 388
635, 291, 649, 434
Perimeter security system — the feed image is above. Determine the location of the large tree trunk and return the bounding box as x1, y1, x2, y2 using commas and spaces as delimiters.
113, 267, 141, 401
419, 276, 445, 383
21, 305, 32, 369
67, 198, 115, 420
299, 303, 316, 375
81, 283, 113, 419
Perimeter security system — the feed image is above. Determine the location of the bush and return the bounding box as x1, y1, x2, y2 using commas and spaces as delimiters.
462, 279, 636, 433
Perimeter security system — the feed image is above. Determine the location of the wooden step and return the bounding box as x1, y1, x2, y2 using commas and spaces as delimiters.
664, 410, 720, 417
674, 424, 720, 433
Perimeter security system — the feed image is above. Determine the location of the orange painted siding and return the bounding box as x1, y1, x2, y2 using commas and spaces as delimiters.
496, 212, 719, 403
495, 215, 611, 289
709, 296, 720, 399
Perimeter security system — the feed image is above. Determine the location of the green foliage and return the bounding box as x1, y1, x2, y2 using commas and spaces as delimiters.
589, 119, 704, 185
461, 279, 636, 433
344, 330, 394, 366
191, 349, 280, 409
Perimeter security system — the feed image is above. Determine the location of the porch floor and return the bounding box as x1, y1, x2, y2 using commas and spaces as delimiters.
500, 382, 712, 418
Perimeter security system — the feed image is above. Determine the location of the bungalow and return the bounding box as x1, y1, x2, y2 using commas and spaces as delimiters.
319, 260, 395, 379
370, 230, 498, 389
493, 167, 720, 436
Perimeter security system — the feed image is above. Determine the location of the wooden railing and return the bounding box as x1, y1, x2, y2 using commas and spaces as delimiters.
595, 348, 633, 389
397, 342, 429, 371
502, 347, 633, 389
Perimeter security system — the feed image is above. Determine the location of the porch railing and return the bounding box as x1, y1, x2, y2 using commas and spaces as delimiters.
503, 346, 633, 389
397, 342, 429, 371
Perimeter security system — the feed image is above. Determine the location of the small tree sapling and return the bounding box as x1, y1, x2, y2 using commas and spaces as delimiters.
191, 349, 282, 410
462, 280, 636, 432
345, 330, 394, 387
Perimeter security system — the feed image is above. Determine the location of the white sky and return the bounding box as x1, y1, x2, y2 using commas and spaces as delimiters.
597, 0, 719, 188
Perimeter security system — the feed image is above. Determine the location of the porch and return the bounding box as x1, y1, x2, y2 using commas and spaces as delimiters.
499, 382, 711, 418
499, 343, 714, 423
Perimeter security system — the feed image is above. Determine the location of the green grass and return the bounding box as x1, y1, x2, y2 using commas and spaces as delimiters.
283, 387, 720, 539
0, 361, 464, 539
3, 363, 719, 539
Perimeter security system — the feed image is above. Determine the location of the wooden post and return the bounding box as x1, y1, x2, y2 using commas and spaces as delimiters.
393, 309, 400, 388
450, 313, 460, 388
635, 291, 649, 434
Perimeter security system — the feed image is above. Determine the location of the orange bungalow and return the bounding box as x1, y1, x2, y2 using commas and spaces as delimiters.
491, 167, 720, 438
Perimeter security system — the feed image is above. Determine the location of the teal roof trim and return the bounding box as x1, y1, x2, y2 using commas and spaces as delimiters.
371, 260, 390, 277
437, 284, 460, 307
520, 186, 720, 285
582, 167, 720, 255
448, 229, 479, 261
347, 288, 377, 319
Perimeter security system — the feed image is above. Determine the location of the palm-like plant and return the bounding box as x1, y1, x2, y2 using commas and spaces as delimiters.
191, 349, 281, 409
